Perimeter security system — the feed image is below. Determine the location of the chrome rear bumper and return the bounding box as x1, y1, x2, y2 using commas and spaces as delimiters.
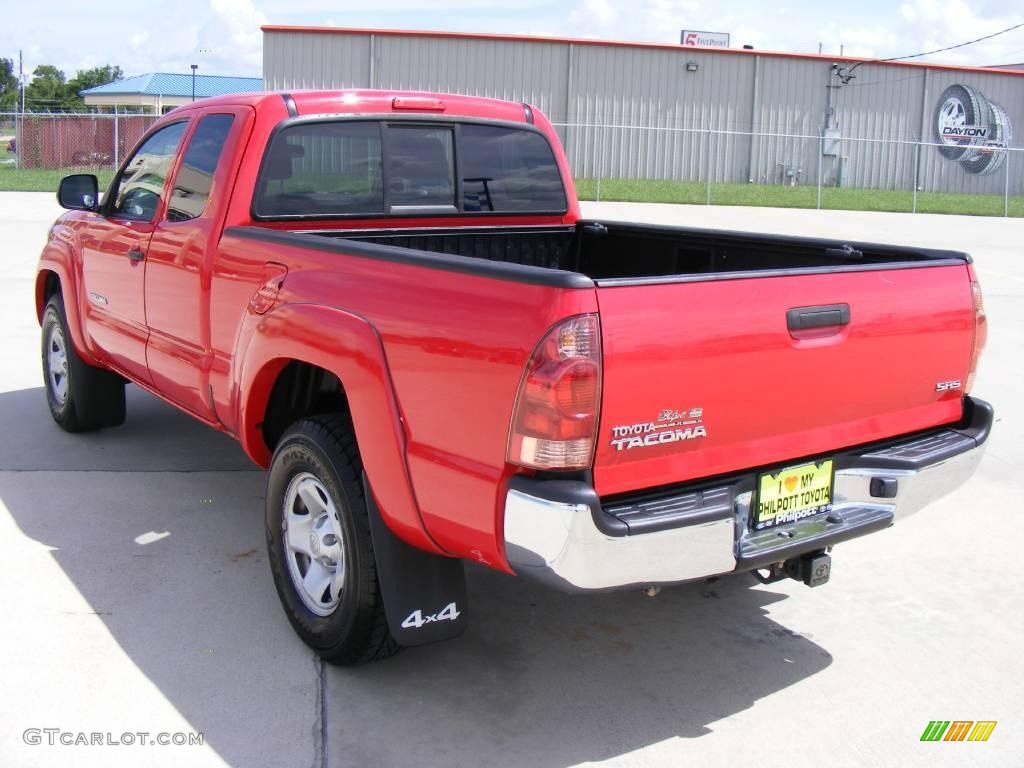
503, 397, 992, 592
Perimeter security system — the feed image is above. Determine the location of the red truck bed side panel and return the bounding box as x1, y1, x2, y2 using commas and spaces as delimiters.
216, 230, 597, 569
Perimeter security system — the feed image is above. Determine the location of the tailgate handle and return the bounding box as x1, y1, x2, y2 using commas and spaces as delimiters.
787, 303, 850, 331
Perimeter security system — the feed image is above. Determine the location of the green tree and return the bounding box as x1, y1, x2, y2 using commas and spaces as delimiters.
24, 65, 67, 111
0, 57, 18, 109
67, 65, 123, 106
21, 63, 122, 111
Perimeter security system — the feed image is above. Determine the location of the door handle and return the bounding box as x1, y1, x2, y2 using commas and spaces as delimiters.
786, 303, 850, 331
126, 249, 146, 262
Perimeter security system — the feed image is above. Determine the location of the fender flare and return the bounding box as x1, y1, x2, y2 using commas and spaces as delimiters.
36, 246, 102, 368
238, 302, 444, 555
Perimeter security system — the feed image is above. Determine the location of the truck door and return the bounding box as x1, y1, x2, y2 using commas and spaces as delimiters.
81, 121, 189, 383
144, 110, 244, 421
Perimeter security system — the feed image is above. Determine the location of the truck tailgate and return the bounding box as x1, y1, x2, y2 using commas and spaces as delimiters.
593, 264, 975, 496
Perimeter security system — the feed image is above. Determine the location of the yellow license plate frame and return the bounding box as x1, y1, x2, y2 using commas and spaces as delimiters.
753, 459, 835, 530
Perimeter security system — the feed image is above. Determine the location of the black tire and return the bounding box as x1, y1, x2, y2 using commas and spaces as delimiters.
265, 414, 399, 665
933, 84, 990, 161
960, 100, 1012, 177
41, 293, 126, 432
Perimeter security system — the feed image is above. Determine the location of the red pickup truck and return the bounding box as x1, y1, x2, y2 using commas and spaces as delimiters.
38, 89, 992, 664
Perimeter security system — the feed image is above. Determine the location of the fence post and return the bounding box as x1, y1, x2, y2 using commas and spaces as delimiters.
912, 142, 920, 215
113, 109, 119, 170
816, 132, 823, 210
705, 129, 713, 206
1005, 150, 1011, 218
57, 116, 63, 171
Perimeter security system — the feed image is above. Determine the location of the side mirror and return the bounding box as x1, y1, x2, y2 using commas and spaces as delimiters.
57, 174, 99, 211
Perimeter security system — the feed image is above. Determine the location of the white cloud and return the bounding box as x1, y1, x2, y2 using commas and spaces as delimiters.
576, 0, 617, 26
197, 0, 268, 74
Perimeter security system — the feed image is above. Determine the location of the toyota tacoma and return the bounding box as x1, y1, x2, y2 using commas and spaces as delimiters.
36, 89, 992, 663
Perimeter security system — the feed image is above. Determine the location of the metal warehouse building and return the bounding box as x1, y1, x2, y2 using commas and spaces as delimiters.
262, 25, 1023, 196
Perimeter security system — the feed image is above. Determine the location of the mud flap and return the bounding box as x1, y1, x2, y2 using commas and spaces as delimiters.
363, 474, 468, 646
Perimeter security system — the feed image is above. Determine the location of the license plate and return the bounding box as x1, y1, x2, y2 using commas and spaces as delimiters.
753, 460, 834, 530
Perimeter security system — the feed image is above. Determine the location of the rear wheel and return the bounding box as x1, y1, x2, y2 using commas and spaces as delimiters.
41, 293, 126, 432
265, 414, 399, 665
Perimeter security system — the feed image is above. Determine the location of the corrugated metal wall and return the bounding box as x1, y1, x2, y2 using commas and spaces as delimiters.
264, 31, 371, 89
264, 30, 1023, 195
569, 46, 755, 181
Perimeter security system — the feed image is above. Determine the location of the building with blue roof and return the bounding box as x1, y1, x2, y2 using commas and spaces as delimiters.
81, 72, 263, 113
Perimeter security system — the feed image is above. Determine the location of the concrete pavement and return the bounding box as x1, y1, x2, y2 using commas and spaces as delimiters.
0, 193, 1021, 767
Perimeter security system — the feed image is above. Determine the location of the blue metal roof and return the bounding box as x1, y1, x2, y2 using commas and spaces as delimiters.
81, 73, 262, 98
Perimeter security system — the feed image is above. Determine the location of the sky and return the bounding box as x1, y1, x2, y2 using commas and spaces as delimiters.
3, 0, 1023, 82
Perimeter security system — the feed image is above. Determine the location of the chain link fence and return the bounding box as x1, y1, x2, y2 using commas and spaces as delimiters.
554, 122, 1021, 217
1, 112, 159, 173
1, 112, 1019, 216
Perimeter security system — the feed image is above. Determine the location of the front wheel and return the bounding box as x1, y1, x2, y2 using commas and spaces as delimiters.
265, 414, 399, 665
41, 293, 126, 432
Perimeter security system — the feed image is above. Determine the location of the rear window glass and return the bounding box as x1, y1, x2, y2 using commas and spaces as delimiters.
254, 120, 567, 219
459, 124, 567, 212
388, 126, 455, 208
254, 121, 384, 217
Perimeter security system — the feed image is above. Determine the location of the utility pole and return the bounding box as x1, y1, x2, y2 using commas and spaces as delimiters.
191, 64, 198, 102
19, 49, 25, 114
16, 49, 24, 170
825, 64, 840, 132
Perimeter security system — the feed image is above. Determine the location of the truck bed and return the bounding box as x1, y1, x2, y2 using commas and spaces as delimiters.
302, 220, 968, 283
276, 221, 975, 496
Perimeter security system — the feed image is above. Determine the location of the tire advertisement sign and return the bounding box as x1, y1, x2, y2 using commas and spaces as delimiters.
934, 84, 1014, 177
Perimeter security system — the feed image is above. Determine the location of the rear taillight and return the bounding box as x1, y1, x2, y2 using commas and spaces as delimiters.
965, 274, 987, 393
508, 314, 602, 470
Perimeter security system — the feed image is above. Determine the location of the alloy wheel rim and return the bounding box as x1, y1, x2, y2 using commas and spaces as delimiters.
282, 472, 347, 616
46, 323, 69, 404
939, 98, 967, 144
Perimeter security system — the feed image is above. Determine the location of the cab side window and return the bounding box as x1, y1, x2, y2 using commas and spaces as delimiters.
110, 122, 188, 221
167, 114, 235, 222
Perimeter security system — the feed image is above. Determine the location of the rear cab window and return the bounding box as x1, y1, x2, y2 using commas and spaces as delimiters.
459, 124, 566, 212
254, 121, 384, 217
253, 118, 566, 219
387, 126, 455, 212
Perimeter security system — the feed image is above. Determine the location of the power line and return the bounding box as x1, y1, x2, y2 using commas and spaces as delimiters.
838, 21, 1024, 82
874, 21, 1023, 63
843, 72, 927, 87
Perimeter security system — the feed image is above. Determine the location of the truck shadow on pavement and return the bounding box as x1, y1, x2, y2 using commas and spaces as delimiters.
327, 568, 830, 766
0, 386, 832, 768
